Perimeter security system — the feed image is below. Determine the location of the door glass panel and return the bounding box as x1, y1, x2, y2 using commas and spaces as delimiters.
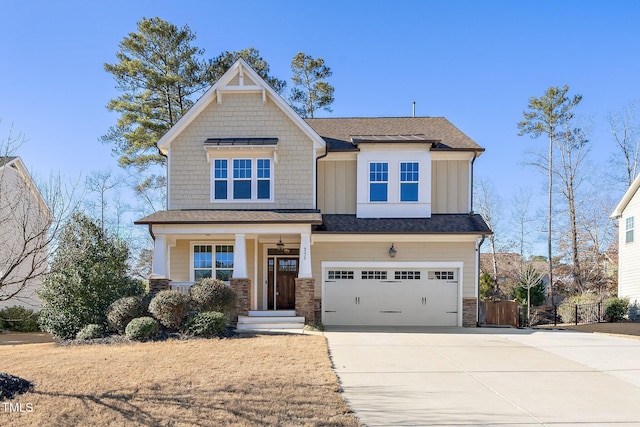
278, 259, 298, 272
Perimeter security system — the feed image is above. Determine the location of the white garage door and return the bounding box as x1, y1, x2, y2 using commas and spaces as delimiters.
323, 267, 459, 326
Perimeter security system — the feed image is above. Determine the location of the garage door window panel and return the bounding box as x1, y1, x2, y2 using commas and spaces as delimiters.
362, 270, 387, 280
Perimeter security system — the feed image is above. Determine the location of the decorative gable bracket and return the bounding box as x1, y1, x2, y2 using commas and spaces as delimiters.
215, 65, 267, 104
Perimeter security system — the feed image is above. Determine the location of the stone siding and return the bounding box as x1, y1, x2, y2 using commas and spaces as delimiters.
149, 279, 170, 296
295, 278, 315, 324
463, 297, 478, 327
230, 278, 251, 325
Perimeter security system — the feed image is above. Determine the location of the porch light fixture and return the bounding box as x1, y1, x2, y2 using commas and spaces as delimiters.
277, 236, 285, 251
388, 243, 397, 258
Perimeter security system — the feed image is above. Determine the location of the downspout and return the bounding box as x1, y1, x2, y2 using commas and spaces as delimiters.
315, 144, 329, 209
477, 233, 487, 326
469, 150, 479, 214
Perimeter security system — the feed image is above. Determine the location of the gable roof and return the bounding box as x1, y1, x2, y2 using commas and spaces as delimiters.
0, 156, 52, 217
305, 117, 484, 152
611, 173, 640, 218
156, 58, 326, 154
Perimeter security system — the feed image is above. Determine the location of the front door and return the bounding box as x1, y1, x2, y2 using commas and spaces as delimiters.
267, 257, 298, 310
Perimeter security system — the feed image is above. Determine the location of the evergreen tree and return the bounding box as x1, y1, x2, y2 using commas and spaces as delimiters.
210, 47, 286, 94
289, 52, 334, 118
38, 213, 144, 339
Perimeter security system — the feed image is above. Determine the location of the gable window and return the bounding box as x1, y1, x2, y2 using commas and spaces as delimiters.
369, 162, 388, 202
193, 244, 234, 282
626, 216, 635, 243
212, 158, 272, 202
400, 162, 419, 202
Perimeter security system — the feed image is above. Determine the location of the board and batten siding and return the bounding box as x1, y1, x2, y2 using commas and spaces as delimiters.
431, 160, 470, 214
620, 190, 640, 304
168, 93, 315, 210
317, 159, 357, 214
310, 241, 477, 299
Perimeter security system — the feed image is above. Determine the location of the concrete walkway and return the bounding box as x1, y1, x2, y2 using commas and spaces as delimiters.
324, 326, 640, 426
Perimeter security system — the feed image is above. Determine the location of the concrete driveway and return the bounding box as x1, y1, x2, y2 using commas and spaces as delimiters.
324, 327, 640, 426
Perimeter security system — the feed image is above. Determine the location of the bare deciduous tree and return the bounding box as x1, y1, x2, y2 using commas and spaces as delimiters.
607, 102, 640, 188
0, 126, 79, 308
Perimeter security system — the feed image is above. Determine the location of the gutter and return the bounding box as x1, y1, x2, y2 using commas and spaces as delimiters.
315, 144, 329, 209
469, 150, 479, 214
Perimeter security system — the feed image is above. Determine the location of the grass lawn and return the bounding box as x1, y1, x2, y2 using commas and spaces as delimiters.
0, 334, 361, 426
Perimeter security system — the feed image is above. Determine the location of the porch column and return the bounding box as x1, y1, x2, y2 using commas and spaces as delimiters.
151, 235, 167, 278
299, 232, 312, 278
232, 234, 248, 278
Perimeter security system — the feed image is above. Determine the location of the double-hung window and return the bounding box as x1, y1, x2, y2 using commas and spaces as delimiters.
213, 158, 272, 201
369, 162, 388, 202
193, 244, 234, 282
626, 216, 635, 243
400, 162, 419, 202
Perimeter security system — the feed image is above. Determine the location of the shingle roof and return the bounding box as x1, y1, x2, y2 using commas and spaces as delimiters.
313, 214, 492, 234
0, 156, 17, 168
135, 209, 323, 225
305, 117, 483, 152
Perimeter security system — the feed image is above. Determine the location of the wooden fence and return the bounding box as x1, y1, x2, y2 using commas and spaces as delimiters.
483, 300, 519, 327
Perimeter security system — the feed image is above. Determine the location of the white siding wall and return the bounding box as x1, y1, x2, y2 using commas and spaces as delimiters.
620, 191, 640, 305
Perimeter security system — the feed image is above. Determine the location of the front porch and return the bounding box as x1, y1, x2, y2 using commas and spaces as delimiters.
138, 211, 322, 325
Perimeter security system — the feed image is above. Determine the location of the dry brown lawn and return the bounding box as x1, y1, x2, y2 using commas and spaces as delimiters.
0, 334, 361, 426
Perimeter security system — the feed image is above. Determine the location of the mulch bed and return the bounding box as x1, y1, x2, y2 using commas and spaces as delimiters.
0, 373, 33, 400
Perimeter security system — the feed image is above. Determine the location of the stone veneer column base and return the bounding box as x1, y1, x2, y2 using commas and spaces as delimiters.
295, 278, 315, 324
149, 278, 170, 296
230, 278, 251, 325
463, 298, 478, 327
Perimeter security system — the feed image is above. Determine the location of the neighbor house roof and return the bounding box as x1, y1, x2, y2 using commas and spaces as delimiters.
611, 173, 640, 218
313, 214, 492, 234
0, 156, 18, 167
305, 117, 484, 152
135, 209, 323, 225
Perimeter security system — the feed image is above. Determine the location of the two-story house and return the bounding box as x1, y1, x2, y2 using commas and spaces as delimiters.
612, 173, 640, 306
136, 59, 491, 328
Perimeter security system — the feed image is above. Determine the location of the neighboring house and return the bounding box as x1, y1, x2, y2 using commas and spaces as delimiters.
611, 173, 640, 305
135, 59, 491, 327
0, 156, 50, 310
480, 253, 549, 298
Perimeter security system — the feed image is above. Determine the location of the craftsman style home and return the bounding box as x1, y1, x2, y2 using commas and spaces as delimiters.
612, 173, 640, 306
136, 59, 491, 328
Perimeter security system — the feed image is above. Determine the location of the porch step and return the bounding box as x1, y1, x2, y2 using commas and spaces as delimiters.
248, 310, 297, 317
237, 313, 305, 330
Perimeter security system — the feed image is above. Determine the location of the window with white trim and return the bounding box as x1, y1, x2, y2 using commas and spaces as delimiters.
212, 158, 272, 201
400, 162, 419, 202
369, 162, 388, 202
193, 244, 234, 282
626, 216, 635, 243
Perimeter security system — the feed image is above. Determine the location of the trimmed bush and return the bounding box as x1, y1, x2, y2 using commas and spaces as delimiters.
148, 290, 190, 330
125, 317, 159, 340
185, 311, 227, 337
0, 306, 40, 332
76, 324, 104, 340
107, 296, 148, 333
189, 278, 237, 314
605, 297, 629, 322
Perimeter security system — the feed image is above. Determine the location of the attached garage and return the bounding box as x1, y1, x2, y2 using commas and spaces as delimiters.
322, 262, 463, 326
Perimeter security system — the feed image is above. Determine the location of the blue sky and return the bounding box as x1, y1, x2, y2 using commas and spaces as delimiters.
2, 0, 639, 251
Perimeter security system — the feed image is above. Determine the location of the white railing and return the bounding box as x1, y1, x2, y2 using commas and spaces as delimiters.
170, 282, 194, 295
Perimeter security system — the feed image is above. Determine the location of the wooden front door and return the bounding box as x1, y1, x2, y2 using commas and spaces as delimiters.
267, 257, 298, 310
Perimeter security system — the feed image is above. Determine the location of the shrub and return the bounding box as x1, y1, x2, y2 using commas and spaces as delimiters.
107, 296, 148, 333
75, 324, 104, 340
0, 306, 40, 332
125, 317, 159, 340
605, 297, 629, 322
185, 311, 227, 337
558, 293, 600, 324
38, 213, 146, 340
189, 278, 237, 314
148, 290, 190, 330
